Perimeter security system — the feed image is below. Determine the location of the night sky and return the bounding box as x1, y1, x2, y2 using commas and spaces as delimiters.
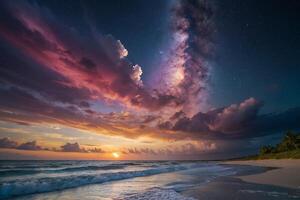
0, 0, 299, 160
212, 0, 300, 112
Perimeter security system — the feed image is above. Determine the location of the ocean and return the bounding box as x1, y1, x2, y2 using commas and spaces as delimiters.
0, 160, 299, 200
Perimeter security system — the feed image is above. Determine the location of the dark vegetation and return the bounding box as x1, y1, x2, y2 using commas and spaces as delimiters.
231, 131, 300, 160
251, 131, 300, 159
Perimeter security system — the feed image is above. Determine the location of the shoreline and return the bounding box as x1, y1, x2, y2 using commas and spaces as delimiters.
223, 159, 300, 189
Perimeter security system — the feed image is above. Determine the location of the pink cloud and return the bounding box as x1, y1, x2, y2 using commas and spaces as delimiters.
210, 98, 263, 133
0, 1, 178, 112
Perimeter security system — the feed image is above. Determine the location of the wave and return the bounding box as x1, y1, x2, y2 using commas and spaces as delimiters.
56, 164, 129, 172
0, 163, 213, 199
0, 169, 43, 177
0, 164, 130, 177
0, 161, 181, 177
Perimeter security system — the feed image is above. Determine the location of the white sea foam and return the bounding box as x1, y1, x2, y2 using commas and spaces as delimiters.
120, 188, 196, 200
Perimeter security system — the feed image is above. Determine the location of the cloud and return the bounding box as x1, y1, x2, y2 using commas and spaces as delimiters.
171, 98, 300, 139
116, 40, 128, 59
60, 142, 85, 152
142, 115, 159, 124
124, 141, 216, 157
157, 121, 173, 130
79, 101, 90, 108
0, 0, 178, 111
0, 138, 105, 153
0, 137, 18, 148
209, 97, 263, 133
0, 138, 43, 151
17, 141, 42, 150
172, 98, 262, 137
130, 64, 143, 86
79, 57, 97, 69
170, 110, 186, 121
88, 147, 105, 153
0, 83, 186, 140
59, 142, 105, 153
0, 85, 299, 142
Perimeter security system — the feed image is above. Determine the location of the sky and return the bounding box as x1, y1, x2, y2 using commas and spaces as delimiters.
0, 0, 299, 160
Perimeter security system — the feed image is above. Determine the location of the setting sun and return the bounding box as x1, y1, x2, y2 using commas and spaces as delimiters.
112, 152, 120, 159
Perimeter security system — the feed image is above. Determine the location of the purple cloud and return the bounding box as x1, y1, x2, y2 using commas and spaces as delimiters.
60, 142, 86, 152
17, 141, 42, 151
0, 137, 18, 148
170, 98, 300, 139
0, 138, 105, 153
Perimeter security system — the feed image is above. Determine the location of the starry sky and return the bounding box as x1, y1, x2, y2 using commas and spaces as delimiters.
0, 0, 299, 160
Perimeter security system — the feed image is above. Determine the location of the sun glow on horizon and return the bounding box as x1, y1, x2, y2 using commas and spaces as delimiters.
112, 152, 120, 159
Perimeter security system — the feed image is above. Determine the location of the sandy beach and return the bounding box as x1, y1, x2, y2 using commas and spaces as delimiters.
224, 159, 300, 189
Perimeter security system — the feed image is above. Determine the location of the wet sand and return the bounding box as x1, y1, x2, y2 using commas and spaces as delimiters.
182, 162, 300, 200
224, 159, 300, 189
182, 176, 300, 200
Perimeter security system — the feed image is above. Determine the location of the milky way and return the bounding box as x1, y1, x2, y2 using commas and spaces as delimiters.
150, 0, 215, 118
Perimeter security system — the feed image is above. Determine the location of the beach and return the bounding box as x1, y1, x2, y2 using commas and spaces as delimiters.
181, 159, 300, 200
224, 159, 300, 189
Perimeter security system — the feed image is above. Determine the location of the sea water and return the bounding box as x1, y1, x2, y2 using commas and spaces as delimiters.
0, 160, 299, 200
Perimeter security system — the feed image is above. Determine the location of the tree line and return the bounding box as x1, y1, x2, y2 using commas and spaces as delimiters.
259, 131, 300, 155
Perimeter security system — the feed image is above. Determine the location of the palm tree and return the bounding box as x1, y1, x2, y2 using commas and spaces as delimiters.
276, 131, 298, 152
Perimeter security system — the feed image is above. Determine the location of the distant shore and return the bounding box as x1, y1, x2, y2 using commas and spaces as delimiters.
223, 159, 300, 189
